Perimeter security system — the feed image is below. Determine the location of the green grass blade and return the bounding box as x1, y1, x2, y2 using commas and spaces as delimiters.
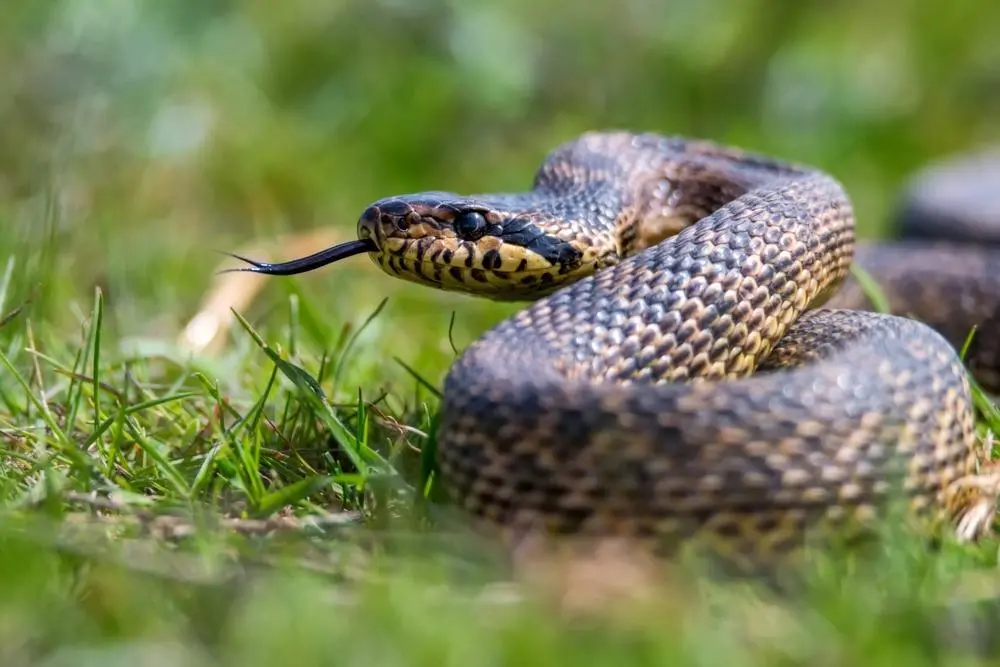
0, 341, 98, 478
254, 475, 333, 518
331, 296, 388, 387
394, 356, 442, 399
228, 308, 403, 490
123, 424, 191, 497
849, 264, 891, 313
90, 287, 104, 437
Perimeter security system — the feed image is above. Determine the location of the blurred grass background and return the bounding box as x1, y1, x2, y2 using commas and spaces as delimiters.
3, 0, 999, 390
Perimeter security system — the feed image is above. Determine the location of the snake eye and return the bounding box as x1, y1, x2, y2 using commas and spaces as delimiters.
454, 211, 488, 241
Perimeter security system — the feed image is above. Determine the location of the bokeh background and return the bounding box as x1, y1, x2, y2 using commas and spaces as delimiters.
3, 0, 999, 389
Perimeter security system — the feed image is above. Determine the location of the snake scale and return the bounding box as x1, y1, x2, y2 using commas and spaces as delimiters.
230, 132, 1000, 564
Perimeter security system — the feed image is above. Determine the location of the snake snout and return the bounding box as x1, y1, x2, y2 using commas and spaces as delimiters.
357, 204, 398, 249
359, 195, 465, 241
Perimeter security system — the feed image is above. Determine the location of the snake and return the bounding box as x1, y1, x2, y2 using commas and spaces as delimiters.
227, 131, 1000, 565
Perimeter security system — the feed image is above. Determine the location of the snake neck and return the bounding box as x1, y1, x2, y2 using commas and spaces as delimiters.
474, 132, 858, 386
532, 132, 814, 262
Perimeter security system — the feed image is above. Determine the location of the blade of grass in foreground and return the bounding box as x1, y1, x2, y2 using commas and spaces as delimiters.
332, 296, 388, 389
89, 287, 104, 447
255, 475, 334, 518
197, 372, 270, 509
0, 339, 101, 481
229, 308, 408, 495
849, 263, 892, 314
959, 328, 1000, 440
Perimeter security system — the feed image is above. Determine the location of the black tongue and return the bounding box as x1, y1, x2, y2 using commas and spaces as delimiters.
218, 238, 378, 276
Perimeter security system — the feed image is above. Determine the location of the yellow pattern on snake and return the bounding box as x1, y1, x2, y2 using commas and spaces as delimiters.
230, 132, 1000, 564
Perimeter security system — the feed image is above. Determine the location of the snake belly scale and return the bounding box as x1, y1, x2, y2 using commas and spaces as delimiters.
231, 131, 998, 561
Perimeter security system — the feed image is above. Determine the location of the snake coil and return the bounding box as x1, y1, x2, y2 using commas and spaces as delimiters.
231, 132, 1000, 564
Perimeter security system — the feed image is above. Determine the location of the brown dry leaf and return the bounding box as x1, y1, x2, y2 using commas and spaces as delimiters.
178, 228, 344, 355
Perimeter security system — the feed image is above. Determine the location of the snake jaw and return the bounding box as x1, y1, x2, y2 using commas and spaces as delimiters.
369, 234, 599, 300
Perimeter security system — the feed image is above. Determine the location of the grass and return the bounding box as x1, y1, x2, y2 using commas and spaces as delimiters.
0, 245, 999, 665
3, 0, 1000, 663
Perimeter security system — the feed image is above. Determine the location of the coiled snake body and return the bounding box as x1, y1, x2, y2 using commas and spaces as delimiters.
234, 132, 1000, 562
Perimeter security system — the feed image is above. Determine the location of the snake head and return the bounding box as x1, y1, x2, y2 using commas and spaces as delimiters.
225, 192, 616, 300
357, 193, 607, 299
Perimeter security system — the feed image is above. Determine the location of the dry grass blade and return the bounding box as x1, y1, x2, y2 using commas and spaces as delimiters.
180, 228, 348, 355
